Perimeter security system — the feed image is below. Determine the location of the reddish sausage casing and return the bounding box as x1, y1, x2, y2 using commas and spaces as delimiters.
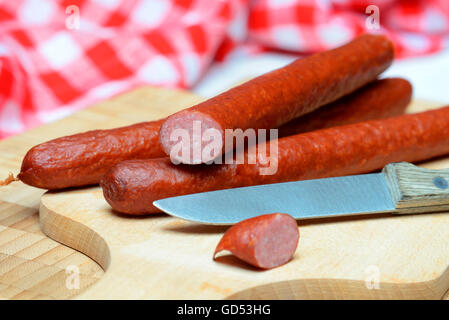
19, 120, 164, 189
214, 213, 299, 269
278, 77, 411, 136
17, 78, 410, 190
102, 105, 449, 215
159, 34, 394, 164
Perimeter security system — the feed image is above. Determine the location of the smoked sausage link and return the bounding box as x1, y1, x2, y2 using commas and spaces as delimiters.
17, 77, 409, 190
159, 34, 394, 164
19, 120, 164, 189
214, 213, 299, 269
102, 105, 449, 215
278, 78, 411, 136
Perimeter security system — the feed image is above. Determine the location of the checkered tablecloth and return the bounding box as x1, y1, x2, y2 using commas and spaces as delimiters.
1, 0, 448, 138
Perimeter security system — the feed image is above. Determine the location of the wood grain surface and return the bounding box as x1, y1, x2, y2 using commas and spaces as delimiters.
0, 200, 104, 300
1, 86, 448, 299
0, 86, 200, 299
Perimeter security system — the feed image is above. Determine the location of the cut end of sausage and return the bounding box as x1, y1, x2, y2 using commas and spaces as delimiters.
159, 111, 224, 164
254, 217, 299, 269
214, 213, 299, 270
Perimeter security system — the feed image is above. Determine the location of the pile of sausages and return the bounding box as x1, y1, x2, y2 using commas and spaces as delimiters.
15, 34, 449, 269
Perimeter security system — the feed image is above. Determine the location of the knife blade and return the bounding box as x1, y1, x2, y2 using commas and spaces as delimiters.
153, 162, 449, 225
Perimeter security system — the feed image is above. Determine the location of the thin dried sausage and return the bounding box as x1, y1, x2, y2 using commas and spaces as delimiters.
278, 78, 411, 136
159, 34, 394, 164
101, 105, 449, 214
19, 120, 164, 189
17, 77, 409, 190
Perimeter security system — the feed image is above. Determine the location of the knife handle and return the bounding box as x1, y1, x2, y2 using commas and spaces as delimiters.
383, 162, 449, 214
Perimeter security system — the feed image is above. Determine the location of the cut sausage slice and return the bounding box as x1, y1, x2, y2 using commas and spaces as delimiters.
159, 34, 394, 164
214, 213, 299, 269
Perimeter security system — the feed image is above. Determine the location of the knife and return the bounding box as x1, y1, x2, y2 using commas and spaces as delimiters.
153, 162, 449, 225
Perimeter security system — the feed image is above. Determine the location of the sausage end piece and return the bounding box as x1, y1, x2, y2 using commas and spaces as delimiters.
214, 213, 299, 269
101, 159, 177, 215
18, 120, 165, 190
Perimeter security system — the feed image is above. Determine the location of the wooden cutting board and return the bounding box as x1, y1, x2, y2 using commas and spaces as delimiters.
0, 87, 200, 299
0, 201, 104, 299
1, 86, 449, 299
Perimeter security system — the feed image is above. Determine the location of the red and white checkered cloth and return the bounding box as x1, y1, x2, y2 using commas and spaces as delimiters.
0, 0, 448, 139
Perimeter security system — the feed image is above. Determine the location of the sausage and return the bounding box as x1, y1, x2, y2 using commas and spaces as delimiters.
18, 120, 164, 189
16, 77, 409, 190
278, 78, 411, 136
101, 105, 449, 215
159, 34, 394, 164
214, 213, 299, 269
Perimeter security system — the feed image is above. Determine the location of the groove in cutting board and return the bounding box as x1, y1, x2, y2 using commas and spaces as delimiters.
0, 86, 201, 300
0, 201, 104, 300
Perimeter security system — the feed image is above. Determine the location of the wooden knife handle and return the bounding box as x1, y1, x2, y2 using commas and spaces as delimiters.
383, 162, 449, 214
